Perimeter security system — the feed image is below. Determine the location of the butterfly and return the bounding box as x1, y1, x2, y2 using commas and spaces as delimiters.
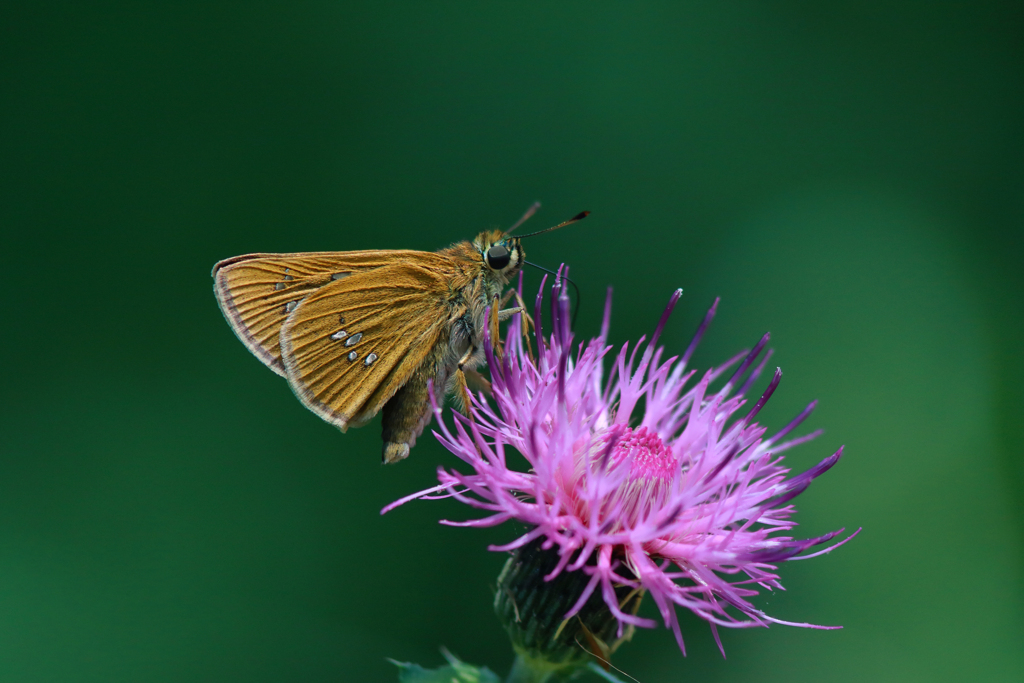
212, 204, 587, 463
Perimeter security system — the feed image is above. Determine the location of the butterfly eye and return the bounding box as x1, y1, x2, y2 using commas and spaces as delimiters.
486, 244, 511, 270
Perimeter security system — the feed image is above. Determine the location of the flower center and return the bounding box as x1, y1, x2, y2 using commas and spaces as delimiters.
606, 425, 675, 526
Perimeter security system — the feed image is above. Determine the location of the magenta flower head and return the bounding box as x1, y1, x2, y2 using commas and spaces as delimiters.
385, 275, 857, 673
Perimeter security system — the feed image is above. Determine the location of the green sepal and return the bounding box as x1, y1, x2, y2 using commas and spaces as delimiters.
389, 648, 501, 683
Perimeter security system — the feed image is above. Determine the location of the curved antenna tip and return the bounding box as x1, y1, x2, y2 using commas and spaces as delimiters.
506, 201, 543, 234
516, 209, 591, 240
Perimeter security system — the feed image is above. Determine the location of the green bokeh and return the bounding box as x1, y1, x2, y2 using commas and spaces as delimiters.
1, 3, 1021, 681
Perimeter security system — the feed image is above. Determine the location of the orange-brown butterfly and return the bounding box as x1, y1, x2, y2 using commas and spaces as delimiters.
213, 204, 588, 463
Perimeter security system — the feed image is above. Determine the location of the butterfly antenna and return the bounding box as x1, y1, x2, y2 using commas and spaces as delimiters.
525, 261, 582, 326
505, 201, 542, 235
515, 210, 590, 239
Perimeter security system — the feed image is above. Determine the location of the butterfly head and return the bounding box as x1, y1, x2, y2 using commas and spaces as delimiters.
474, 230, 524, 281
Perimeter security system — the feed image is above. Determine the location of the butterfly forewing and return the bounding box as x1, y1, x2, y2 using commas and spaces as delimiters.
213, 250, 428, 376
278, 262, 452, 431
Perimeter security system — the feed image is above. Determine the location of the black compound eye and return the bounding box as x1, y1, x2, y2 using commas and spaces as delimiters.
486, 244, 511, 270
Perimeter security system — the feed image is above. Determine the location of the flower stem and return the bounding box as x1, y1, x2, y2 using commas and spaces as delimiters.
506, 654, 562, 683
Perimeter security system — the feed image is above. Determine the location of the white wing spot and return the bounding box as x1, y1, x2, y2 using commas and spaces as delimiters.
277, 269, 293, 290
332, 272, 350, 280
344, 332, 363, 347
284, 300, 298, 314
364, 352, 378, 367
347, 351, 358, 362
330, 330, 348, 341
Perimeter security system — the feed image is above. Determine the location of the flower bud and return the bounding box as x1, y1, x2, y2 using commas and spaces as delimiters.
494, 537, 642, 675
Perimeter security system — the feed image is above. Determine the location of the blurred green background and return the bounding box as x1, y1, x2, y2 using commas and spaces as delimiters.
1, 2, 1022, 681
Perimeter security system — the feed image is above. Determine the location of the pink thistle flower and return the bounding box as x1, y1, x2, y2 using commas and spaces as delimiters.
385, 275, 857, 657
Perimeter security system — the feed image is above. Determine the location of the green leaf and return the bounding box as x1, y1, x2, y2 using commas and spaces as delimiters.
389, 648, 501, 683
584, 662, 632, 683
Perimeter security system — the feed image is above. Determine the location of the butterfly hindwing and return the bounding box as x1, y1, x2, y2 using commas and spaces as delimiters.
278, 262, 452, 431
212, 250, 430, 376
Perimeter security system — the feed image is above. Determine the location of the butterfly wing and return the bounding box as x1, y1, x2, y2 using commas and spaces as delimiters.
212, 250, 429, 376
278, 262, 454, 431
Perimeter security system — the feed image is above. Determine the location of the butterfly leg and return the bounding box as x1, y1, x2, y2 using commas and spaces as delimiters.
451, 343, 479, 416
494, 290, 535, 361
486, 291, 529, 357
496, 289, 533, 340
511, 289, 534, 331
487, 296, 505, 357
491, 306, 525, 359
497, 307, 524, 322
496, 286, 526, 322
452, 369, 472, 416
506, 289, 536, 363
